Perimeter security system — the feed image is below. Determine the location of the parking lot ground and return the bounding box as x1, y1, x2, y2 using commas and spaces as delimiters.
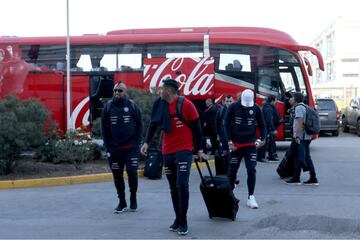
1, 132, 360, 239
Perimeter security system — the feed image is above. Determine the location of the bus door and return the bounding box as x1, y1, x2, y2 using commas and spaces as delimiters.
278, 65, 304, 140
89, 72, 114, 123
256, 65, 287, 140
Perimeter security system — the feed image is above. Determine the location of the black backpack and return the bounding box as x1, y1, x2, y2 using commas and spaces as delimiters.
297, 103, 320, 135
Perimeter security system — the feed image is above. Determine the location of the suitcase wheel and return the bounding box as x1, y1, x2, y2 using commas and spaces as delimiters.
232, 218, 235, 221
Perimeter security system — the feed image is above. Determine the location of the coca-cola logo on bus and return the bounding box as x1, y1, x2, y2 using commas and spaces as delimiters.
70, 97, 90, 129
143, 57, 215, 96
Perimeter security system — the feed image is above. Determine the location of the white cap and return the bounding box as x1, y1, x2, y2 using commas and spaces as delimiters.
241, 89, 254, 107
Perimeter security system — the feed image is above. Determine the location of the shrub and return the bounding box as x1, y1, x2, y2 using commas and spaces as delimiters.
0, 95, 50, 174
37, 128, 103, 165
91, 117, 101, 138
127, 88, 161, 148
88, 142, 102, 161
34, 122, 59, 162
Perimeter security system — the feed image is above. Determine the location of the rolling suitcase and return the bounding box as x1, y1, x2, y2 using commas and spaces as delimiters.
195, 158, 239, 221
277, 142, 309, 179
214, 153, 228, 175
144, 149, 163, 179
276, 148, 294, 179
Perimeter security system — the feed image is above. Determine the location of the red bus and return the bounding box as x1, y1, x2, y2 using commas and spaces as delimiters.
0, 27, 324, 140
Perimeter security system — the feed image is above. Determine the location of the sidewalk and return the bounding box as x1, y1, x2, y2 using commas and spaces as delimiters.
0, 159, 213, 189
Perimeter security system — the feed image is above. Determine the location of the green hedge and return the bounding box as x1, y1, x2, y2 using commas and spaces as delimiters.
127, 88, 160, 147
0, 95, 50, 174
0, 89, 160, 175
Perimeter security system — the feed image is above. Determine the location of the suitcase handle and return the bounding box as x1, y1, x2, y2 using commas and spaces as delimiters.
195, 157, 216, 188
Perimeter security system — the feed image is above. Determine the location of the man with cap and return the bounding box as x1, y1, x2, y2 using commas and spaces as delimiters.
286, 92, 319, 185
141, 79, 204, 236
224, 89, 267, 209
101, 82, 143, 213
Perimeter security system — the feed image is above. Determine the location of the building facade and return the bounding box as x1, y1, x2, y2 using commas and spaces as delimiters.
309, 16, 360, 109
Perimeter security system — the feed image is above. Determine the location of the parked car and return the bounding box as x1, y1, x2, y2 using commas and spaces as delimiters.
315, 98, 340, 136
341, 97, 360, 137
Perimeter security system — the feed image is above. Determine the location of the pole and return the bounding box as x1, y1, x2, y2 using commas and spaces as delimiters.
66, 0, 72, 131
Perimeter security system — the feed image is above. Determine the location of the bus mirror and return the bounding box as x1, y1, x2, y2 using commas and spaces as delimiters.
304, 57, 313, 76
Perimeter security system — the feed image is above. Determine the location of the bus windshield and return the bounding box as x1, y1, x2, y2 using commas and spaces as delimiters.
210, 44, 307, 102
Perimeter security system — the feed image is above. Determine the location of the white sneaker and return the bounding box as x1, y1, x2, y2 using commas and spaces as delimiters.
246, 195, 259, 209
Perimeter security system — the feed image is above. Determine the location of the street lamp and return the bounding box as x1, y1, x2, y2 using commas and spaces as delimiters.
66, 0, 72, 131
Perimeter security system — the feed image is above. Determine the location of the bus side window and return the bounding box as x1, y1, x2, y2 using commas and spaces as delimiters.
77, 55, 92, 72
116, 54, 142, 71
258, 67, 281, 98
219, 53, 250, 72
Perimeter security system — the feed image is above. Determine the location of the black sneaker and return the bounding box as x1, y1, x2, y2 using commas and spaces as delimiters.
178, 224, 188, 235
286, 177, 301, 185
130, 194, 137, 212
303, 178, 319, 186
114, 202, 127, 213
169, 220, 179, 232
130, 201, 137, 212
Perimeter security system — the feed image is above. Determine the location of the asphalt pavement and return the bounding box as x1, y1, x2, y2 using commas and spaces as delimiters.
1, 132, 360, 239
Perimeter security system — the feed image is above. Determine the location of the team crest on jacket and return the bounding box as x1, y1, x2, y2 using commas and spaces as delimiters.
249, 109, 254, 115
124, 107, 129, 112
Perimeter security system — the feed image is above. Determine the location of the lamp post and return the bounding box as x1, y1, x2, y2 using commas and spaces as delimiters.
66, 0, 72, 131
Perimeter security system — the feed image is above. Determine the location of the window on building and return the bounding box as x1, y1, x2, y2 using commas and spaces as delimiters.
314, 68, 322, 84
326, 32, 335, 57
326, 62, 335, 81
343, 73, 359, 78
316, 41, 324, 57
341, 58, 359, 62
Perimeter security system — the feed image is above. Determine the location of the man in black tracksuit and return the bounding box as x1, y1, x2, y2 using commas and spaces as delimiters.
216, 95, 234, 155
101, 82, 143, 213
262, 95, 280, 161
204, 98, 220, 154
215, 95, 234, 175
224, 89, 266, 209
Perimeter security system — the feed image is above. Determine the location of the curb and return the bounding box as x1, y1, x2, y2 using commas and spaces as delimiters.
0, 160, 214, 190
